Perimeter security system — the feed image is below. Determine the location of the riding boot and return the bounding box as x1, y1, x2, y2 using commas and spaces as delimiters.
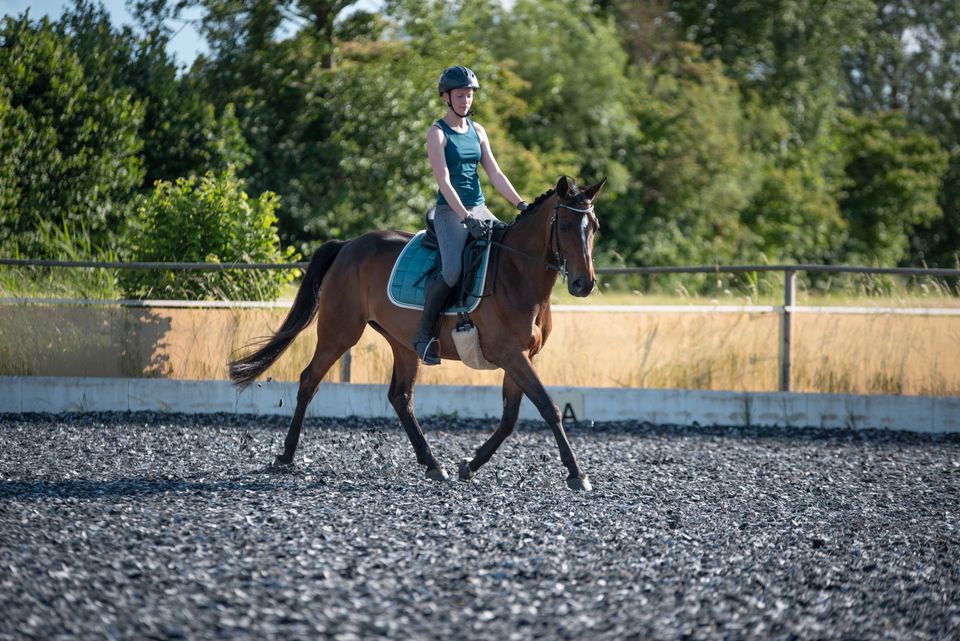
412, 278, 453, 365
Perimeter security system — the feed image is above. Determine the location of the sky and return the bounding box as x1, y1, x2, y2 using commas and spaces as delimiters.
2, 0, 382, 69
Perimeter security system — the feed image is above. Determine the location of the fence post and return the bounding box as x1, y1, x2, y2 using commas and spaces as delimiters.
340, 349, 352, 383
780, 270, 796, 392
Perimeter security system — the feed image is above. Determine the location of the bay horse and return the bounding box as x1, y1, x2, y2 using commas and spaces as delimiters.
230, 176, 605, 491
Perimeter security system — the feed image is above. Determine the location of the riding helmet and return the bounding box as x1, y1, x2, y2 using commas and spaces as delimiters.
438, 66, 480, 95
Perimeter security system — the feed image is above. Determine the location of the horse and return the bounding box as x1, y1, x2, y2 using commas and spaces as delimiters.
229, 175, 606, 491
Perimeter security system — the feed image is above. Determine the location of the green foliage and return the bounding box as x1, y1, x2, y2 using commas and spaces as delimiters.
0, 2, 249, 265
842, 0, 960, 267
671, 0, 874, 138
739, 100, 847, 263
739, 155, 845, 264
917, 154, 960, 268
603, 43, 754, 266
62, 0, 250, 186
483, 0, 635, 183
335, 9, 387, 41
836, 110, 948, 265
281, 45, 439, 242
0, 12, 144, 258
2, 0, 958, 294
119, 170, 299, 300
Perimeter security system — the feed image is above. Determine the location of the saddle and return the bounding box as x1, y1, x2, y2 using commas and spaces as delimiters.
387, 209, 507, 315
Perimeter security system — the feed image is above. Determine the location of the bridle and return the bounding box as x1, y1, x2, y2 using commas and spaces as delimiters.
492, 197, 596, 279
548, 199, 596, 279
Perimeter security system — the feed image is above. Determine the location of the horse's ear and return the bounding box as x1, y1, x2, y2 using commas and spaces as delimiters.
584, 177, 607, 201
556, 175, 575, 198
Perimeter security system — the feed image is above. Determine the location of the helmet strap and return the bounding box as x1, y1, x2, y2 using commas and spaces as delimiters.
445, 96, 472, 119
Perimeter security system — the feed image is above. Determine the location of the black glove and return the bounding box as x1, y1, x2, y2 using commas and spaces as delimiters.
464, 216, 492, 240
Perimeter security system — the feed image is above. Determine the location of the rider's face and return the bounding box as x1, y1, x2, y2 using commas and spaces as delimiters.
446, 88, 474, 114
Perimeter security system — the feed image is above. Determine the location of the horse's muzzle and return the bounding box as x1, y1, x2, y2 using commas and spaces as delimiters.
569, 276, 596, 297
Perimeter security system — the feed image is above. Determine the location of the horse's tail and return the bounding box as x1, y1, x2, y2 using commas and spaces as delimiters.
229, 240, 348, 390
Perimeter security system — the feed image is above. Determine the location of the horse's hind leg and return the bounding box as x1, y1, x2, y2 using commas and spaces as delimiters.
274, 322, 364, 466
459, 373, 523, 481
382, 334, 448, 481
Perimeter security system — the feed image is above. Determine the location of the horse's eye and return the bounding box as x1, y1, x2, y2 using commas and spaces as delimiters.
559, 223, 571, 232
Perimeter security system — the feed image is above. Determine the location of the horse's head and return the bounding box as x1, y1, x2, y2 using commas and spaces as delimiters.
552, 175, 606, 297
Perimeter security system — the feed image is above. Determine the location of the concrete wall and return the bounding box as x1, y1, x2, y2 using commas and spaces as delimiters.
2, 376, 957, 433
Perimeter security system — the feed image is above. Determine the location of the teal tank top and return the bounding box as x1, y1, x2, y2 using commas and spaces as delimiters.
435, 118, 484, 207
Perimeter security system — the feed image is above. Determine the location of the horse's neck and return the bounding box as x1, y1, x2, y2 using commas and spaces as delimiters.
501, 195, 559, 304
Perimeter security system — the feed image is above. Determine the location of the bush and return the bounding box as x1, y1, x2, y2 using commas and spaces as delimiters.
120, 169, 299, 300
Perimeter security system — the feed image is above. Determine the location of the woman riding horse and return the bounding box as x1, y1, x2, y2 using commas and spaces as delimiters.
229, 67, 606, 491
414, 65, 529, 365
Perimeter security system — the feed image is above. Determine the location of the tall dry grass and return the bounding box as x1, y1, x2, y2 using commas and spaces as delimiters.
2, 303, 957, 396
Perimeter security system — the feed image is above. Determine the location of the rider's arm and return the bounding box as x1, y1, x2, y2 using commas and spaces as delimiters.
475, 122, 524, 208
426, 125, 472, 221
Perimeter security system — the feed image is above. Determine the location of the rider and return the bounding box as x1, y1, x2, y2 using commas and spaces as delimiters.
412, 65, 529, 365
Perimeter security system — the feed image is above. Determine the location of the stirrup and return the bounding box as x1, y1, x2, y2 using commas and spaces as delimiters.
416, 336, 441, 366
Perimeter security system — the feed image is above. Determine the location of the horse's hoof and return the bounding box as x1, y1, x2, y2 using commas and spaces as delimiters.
566, 475, 592, 492
458, 459, 474, 481
425, 467, 449, 482
273, 454, 294, 467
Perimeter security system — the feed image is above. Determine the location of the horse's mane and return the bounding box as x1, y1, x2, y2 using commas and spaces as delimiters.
516, 177, 580, 219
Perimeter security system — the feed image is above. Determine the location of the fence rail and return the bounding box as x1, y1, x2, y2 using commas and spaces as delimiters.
3, 258, 959, 391
4, 258, 960, 279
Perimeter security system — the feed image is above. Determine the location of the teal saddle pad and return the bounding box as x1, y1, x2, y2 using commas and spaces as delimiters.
388, 230, 492, 314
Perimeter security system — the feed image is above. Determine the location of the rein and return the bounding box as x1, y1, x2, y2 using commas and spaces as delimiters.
463, 194, 596, 303
491, 200, 596, 278
491, 239, 564, 273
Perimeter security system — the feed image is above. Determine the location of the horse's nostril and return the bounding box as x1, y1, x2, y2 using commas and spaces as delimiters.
569, 277, 593, 296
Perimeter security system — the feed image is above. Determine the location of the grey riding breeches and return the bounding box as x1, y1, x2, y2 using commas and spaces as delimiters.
432, 203, 500, 287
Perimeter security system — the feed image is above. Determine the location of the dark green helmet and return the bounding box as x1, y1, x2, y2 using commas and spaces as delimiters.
438, 66, 479, 94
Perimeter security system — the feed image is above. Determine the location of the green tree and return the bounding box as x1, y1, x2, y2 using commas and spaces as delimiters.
605, 44, 755, 267
671, 0, 874, 140
835, 110, 947, 265
65, 0, 249, 186
285, 45, 440, 241
923, 153, 960, 268
185, 0, 568, 250
174, 0, 361, 70
179, 0, 330, 246
334, 9, 387, 42
0, 13, 143, 257
843, 0, 960, 266
482, 0, 636, 185
264, 38, 558, 245
738, 99, 847, 264
607, 0, 677, 68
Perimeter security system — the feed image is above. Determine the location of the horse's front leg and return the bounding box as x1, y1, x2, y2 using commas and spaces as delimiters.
497, 352, 591, 491
458, 372, 523, 481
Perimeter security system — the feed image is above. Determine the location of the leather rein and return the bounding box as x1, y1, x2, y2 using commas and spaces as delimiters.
492, 199, 596, 279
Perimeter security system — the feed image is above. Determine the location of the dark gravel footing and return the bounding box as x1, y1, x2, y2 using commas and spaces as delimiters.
1, 412, 958, 641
